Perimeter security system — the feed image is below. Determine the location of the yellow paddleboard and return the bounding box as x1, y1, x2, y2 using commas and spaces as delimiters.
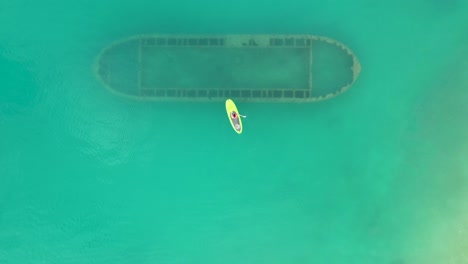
225, 99, 243, 134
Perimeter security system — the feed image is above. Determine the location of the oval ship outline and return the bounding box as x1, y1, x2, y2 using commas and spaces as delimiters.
94, 34, 361, 103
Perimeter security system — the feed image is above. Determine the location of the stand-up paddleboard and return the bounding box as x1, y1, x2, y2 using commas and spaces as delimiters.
225, 99, 244, 134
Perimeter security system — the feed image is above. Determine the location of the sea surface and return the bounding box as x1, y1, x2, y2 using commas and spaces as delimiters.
1, 0, 468, 263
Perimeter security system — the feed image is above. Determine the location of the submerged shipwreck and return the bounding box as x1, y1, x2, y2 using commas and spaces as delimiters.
94, 34, 361, 102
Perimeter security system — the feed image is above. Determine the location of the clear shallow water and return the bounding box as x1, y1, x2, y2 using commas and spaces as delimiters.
1, 1, 468, 263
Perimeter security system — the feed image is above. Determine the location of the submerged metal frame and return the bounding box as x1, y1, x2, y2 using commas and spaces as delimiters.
94, 34, 361, 103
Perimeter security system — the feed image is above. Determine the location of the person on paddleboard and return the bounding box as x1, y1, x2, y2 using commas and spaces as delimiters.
231, 111, 246, 119
225, 99, 246, 134
231, 111, 246, 130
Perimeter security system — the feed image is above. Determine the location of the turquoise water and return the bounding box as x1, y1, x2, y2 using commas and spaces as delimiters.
1, 0, 468, 263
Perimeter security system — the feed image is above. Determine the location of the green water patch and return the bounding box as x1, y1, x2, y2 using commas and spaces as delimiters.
0, 56, 38, 108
